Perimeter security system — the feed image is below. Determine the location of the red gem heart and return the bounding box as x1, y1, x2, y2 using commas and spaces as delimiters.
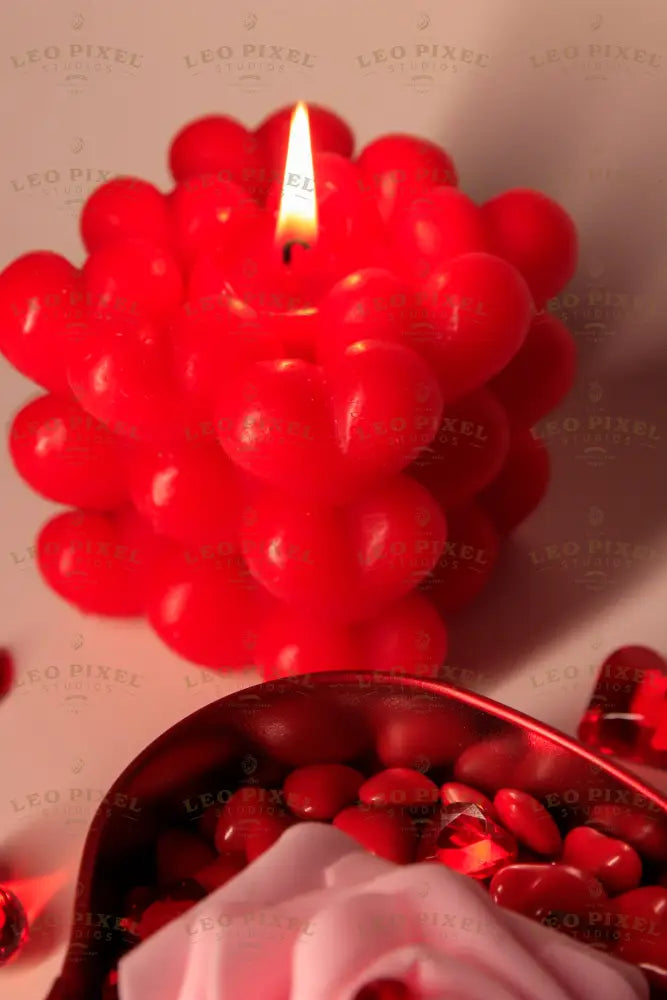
216, 341, 443, 503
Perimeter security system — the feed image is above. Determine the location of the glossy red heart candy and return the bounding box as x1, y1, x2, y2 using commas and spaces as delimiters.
283, 764, 364, 820
216, 342, 443, 503
493, 788, 562, 858
562, 826, 642, 894
333, 805, 417, 864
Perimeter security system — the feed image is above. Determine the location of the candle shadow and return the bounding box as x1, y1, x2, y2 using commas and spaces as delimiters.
445, 350, 667, 688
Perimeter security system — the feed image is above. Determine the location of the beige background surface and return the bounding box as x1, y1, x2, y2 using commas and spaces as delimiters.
1, 1, 667, 996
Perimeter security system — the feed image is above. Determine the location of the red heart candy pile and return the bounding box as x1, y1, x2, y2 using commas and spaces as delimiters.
0, 104, 578, 677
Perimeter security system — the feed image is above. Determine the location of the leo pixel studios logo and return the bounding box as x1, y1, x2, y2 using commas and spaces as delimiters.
183, 12, 317, 95
9, 12, 143, 95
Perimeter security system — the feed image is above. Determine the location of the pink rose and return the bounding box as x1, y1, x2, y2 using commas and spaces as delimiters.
118, 824, 648, 1000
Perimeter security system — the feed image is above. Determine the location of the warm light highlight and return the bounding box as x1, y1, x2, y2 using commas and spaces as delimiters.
275, 102, 318, 248
6, 868, 69, 924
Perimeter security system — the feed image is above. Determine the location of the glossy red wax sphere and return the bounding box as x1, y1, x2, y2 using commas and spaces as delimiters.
0, 251, 81, 395
493, 788, 562, 857
419, 252, 534, 401
253, 591, 447, 680
490, 313, 577, 427
316, 268, 416, 367
83, 237, 183, 324
360, 591, 448, 679
421, 502, 500, 615
216, 342, 443, 503
481, 188, 578, 309
390, 186, 490, 284
358, 767, 439, 808
562, 826, 643, 894
128, 440, 242, 546
67, 318, 194, 444
146, 545, 261, 669
333, 805, 417, 863
36, 506, 154, 616
80, 177, 172, 253
356, 134, 458, 227
253, 603, 362, 679
168, 114, 263, 194
283, 764, 364, 820
255, 103, 355, 172
479, 428, 550, 534
170, 295, 284, 421
9, 392, 129, 510
411, 387, 511, 509
239, 475, 447, 622
168, 174, 262, 263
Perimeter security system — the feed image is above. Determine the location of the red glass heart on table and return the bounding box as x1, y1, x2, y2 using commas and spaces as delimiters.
578, 646, 667, 768
240, 474, 446, 622
216, 342, 443, 503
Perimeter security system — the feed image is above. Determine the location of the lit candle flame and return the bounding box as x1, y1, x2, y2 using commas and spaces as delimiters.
275, 102, 318, 250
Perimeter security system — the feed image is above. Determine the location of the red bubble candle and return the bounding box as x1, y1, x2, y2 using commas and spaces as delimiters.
0, 100, 579, 677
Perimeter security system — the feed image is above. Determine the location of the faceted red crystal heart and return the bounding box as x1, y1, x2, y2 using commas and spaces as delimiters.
215, 342, 443, 504
418, 802, 518, 879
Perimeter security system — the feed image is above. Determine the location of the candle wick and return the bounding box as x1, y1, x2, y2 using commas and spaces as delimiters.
282, 240, 310, 265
